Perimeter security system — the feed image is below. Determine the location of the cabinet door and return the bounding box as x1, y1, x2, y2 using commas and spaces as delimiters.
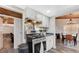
50, 36, 56, 48
36, 13, 43, 21
42, 16, 46, 27
42, 16, 49, 27
36, 13, 49, 27
46, 36, 52, 51
26, 8, 36, 19
49, 36, 54, 49
51, 36, 56, 48
46, 37, 50, 51
46, 36, 55, 51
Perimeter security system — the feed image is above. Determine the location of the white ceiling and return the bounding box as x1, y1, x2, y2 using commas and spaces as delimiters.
2, 5, 79, 17
26, 5, 78, 17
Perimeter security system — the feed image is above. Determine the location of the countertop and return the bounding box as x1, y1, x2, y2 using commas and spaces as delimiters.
26, 33, 54, 39
46, 33, 54, 36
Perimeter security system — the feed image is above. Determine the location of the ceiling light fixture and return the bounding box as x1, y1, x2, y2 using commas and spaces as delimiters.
46, 10, 51, 13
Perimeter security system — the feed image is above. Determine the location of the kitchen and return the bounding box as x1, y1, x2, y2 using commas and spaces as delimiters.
0, 0, 79, 59
23, 7, 56, 53
1, 5, 79, 53
0, 6, 56, 53
22, 5, 79, 53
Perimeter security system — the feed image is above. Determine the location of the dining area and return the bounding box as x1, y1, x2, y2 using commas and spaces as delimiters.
52, 33, 79, 53
62, 19, 79, 47
55, 13, 79, 49
61, 33, 78, 47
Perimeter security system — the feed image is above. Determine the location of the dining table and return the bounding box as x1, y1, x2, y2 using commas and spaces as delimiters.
62, 33, 77, 46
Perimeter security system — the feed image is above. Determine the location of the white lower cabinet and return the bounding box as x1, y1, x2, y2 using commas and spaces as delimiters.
46, 35, 55, 51
32, 35, 56, 53
32, 38, 46, 53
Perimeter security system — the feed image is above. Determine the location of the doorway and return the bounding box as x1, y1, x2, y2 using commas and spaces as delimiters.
0, 16, 14, 52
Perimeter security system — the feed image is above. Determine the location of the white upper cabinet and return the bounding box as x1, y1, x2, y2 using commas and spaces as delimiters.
26, 8, 36, 20
42, 16, 49, 27
36, 13, 43, 21
25, 7, 49, 27
36, 13, 49, 27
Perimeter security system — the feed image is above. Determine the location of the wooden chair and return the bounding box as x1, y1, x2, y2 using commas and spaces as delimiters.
73, 34, 77, 46
62, 35, 66, 43
66, 35, 73, 41
66, 34, 73, 44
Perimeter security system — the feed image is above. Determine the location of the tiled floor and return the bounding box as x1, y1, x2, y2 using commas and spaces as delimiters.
0, 34, 15, 53
47, 39, 79, 53
0, 48, 18, 53
1, 39, 79, 53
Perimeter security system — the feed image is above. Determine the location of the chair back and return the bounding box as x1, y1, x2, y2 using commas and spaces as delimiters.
66, 34, 73, 41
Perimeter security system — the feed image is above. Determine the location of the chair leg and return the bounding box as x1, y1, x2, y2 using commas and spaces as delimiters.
64, 39, 67, 45
74, 39, 77, 46
69, 40, 74, 47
